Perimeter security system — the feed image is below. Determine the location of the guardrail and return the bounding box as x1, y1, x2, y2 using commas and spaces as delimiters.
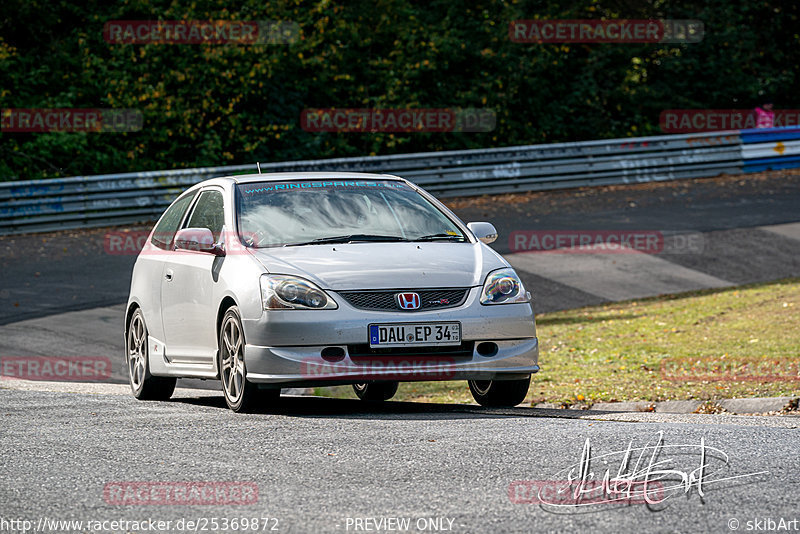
1, 128, 798, 235
740, 127, 800, 172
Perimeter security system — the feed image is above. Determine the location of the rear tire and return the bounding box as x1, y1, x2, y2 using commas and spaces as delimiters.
468, 376, 530, 407
353, 381, 399, 401
219, 306, 279, 413
126, 308, 176, 401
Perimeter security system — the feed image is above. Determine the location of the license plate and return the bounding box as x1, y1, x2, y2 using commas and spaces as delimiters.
368, 322, 461, 348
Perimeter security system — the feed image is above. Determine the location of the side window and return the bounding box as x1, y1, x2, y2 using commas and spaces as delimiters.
151, 193, 195, 250
185, 190, 225, 242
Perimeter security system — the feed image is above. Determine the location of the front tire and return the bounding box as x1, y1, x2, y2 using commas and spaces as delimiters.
468, 376, 531, 407
126, 308, 176, 401
353, 381, 399, 401
219, 306, 279, 412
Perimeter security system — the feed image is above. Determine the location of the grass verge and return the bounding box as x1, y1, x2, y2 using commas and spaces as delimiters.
317, 277, 800, 407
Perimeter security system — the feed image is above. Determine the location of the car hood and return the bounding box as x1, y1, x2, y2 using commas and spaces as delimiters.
248, 242, 508, 290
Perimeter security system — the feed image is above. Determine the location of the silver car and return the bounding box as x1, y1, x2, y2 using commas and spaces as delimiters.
125, 172, 539, 412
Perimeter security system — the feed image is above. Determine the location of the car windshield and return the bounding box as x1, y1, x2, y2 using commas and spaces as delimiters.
236, 179, 467, 247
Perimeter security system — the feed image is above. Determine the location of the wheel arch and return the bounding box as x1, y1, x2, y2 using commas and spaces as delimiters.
215, 296, 239, 376
124, 301, 142, 341
216, 296, 239, 338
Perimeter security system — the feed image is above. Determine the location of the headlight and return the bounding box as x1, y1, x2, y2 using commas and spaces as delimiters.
260, 274, 338, 310
480, 268, 531, 305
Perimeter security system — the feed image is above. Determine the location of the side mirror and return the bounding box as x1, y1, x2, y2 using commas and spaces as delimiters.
467, 222, 498, 244
174, 228, 224, 256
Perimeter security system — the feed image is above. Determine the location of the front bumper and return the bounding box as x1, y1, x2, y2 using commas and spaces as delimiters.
241, 288, 539, 385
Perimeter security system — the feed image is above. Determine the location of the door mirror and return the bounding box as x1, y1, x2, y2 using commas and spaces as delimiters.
467, 222, 498, 244
174, 227, 224, 255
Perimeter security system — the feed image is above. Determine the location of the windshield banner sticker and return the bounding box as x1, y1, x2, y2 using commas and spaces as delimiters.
241, 181, 408, 195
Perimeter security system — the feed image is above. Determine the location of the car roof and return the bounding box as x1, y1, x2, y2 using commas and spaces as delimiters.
224, 172, 404, 184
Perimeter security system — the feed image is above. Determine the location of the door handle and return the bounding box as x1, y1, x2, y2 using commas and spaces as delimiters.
165, 269, 174, 282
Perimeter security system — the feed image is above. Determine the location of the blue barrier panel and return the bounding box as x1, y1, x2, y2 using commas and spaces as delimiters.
743, 155, 800, 172
740, 126, 800, 173
740, 127, 800, 144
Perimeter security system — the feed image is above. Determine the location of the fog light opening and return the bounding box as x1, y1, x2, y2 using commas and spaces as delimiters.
476, 342, 499, 357
321, 346, 346, 362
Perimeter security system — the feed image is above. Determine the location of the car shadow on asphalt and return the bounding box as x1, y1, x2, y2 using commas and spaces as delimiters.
170, 392, 615, 421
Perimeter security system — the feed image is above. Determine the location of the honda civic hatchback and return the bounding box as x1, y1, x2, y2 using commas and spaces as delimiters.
125, 172, 539, 412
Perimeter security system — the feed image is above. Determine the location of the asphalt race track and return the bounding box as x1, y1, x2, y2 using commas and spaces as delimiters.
1, 386, 799, 533
2, 172, 800, 325
1, 172, 799, 387
1, 171, 800, 532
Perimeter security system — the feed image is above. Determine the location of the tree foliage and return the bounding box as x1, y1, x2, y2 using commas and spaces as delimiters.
1, 0, 797, 181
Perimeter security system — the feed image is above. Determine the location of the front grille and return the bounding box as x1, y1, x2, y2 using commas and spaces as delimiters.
348, 341, 475, 360
338, 288, 469, 311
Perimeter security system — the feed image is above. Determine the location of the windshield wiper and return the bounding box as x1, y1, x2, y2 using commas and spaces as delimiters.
414, 233, 466, 241
284, 234, 410, 246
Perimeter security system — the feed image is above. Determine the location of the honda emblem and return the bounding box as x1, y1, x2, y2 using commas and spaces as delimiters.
396, 292, 421, 310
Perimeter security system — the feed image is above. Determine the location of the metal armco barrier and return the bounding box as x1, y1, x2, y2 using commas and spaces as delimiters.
1, 127, 798, 235
740, 127, 800, 172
